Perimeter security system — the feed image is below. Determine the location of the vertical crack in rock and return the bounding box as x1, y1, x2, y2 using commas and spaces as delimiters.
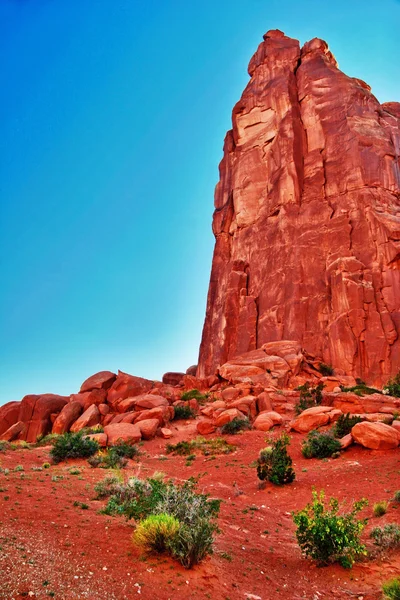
198, 30, 400, 385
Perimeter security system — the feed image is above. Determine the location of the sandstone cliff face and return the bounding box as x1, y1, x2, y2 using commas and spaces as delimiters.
198, 30, 400, 385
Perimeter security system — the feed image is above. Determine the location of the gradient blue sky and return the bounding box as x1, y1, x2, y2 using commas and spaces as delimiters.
1, 0, 399, 404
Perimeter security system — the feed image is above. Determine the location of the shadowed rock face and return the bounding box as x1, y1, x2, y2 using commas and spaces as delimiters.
198, 30, 400, 385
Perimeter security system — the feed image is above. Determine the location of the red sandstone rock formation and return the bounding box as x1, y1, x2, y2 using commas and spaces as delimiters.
198, 30, 400, 386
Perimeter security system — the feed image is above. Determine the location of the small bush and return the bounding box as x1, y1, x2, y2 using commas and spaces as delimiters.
36, 433, 60, 447
373, 501, 388, 517
221, 417, 251, 435
340, 384, 382, 396
101, 477, 169, 520
168, 518, 217, 568
0, 441, 8, 452
50, 432, 99, 464
181, 389, 208, 402
302, 431, 342, 459
332, 413, 362, 438
293, 489, 368, 568
383, 372, 400, 398
393, 490, 400, 503
166, 437, 235, 457
295, 382, 324, 415
383, 578, 400, 600
256, 434, 295, 485
370, 523, 400, 550
133, 513, 180, 553
319, 363, 334, 376
89, 443, 139, 469
173, 405, 196, 420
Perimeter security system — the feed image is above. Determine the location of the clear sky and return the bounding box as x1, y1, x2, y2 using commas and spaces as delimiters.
1, 0, 399, 405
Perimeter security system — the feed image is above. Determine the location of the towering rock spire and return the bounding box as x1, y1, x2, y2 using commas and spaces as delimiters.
198, 30, 400, 385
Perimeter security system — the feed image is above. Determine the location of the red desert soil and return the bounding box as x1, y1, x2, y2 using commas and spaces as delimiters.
0, 424, 399, 600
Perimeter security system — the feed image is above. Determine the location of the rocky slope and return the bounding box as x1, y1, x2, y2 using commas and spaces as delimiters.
198, 30, 400, 386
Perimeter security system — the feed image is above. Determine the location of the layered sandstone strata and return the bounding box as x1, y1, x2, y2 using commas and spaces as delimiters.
198, 30, 400, 385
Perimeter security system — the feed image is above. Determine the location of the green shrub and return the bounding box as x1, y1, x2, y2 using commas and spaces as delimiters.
383, 578, 400, 600
293, 489, 368, 568
393, 490, 400, 503
173, 405, 197, 420
36, 433, 60, 447
340, 384, 382, 396
370, 523, 400, 550
221, 417, 251, 435
133, 513, 180, 553
0, 441, 8, 452
89, 443, 139, 469
384, 372, 400, 398
295, 382, 324, 415
180, 389, 208, 402
373, 500, 388, 517
332, 413, 362, 438
319, 363, 334, 376
166, 437, 235, 457
256, 434, 295, 486
302, 431, 342, 459
168, 518, 217, 568
50, 432, 99, 464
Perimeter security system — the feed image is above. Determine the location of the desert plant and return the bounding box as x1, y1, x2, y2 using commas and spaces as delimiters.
295, 382, 324, 415
393, 490, 400, 503
180, 389, 208, 402
101, 477, 169, 520
383, 578, 400, 600
173, 405, 196, 420
168, 518, 217, 568
332, 413, 362, 438
373, 500, 388, 517
50, 431, 99, 464
221, 417, 251, 435
35, 433, 60, 446
340, 383, 382, 396
384, 372, 400, 398
319, 363, 334, 376
133, 513, 180, 553
256, 433, 295, 485
370, 523, 400, 550
302, 431, 342, 459
89, 443, 139, 469
293, 489, 368, 568
166, 437, 235, 457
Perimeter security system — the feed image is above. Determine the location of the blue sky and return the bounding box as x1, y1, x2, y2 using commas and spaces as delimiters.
1, 0, 399, 404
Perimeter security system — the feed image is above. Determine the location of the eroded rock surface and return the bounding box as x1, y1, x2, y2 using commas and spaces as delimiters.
198, 30, 400, 386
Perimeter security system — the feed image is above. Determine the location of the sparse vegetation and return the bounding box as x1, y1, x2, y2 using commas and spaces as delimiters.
319, 363, 334, 376
373, 500, 388, 517
173, 405, 197, 420
50, 432, 99, 464
382, 578, 400, 600
166, 437, 235, 457
180, 389, 209, 402
340, 383, 382, 396
295, 382, 324, 415
384, 371, 400, 398
393, 490, 400, 503
332, 413, 362, 438
370, 523, 400, 551
302, 431, 342, 459
88, 443, 139, 469
221, 417, 251, 435
35, 433, 60, 447
256, 434, 295, 485
293, 489, 368, 568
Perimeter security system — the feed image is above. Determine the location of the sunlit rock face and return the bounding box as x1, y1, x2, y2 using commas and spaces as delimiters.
198, 30, 400, 385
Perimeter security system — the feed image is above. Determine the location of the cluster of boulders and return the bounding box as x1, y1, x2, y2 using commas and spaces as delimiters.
1, 340, 399, 451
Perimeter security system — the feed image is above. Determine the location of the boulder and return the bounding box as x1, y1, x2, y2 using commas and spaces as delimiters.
253, 415, 274, 432
196, 420, 217, 435
162, 372, 185, 386
52, 402, 83, 434
86, 433, 108, 447
0, 421, 26, 442
69, 389, 107, 412
134, 406, 171, 426
339, 433, 353, 449
104, 423, 142, 446
117, 394, 169, 413
257, 392, 273, 413
258, 411, 284, 425
290, 406, 332, 433
80, 370, 117, 393
159, 428, 173, 439
107, 371, 153, 407
70, 405, 100, 433
136, 418, 159, 440
214, 408, 246, 427
18, 394, 69, 442
186, 365, 198, 376
0, 401, 21, 436
351, 421, 399, 450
